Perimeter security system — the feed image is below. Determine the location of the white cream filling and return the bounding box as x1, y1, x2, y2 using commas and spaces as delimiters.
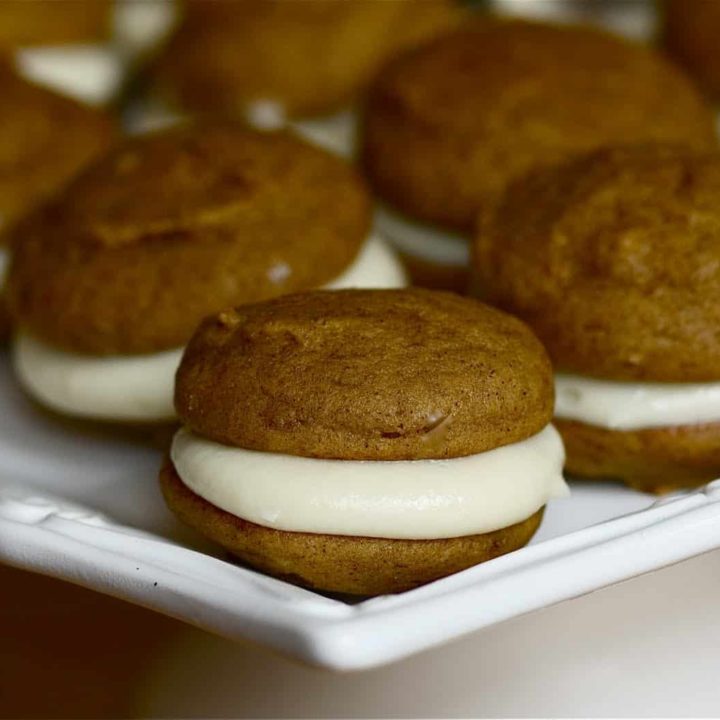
13, 234, 406, 421
290, 110, 357, 159
15, 45, 124, 106
243, 100, 357, 158
113, 0, 179, 59
128, 101, 358, 159
324, 232, 407, 289
13, 2, 178, 107
125, 100, 185, 136
13, 334, 181, 422
374, 204, 470, 268
171, 424, 568, 539
555, 373, 720, 430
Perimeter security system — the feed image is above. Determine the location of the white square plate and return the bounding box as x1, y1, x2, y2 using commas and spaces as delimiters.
1, 352, 720, 671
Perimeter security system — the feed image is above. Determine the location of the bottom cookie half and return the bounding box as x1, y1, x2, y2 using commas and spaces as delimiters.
160, 460, 544, 596
556, 418, 720, 493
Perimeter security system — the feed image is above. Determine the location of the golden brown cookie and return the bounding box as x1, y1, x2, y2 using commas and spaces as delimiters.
165, 288, 559, 594
0, 58, 117, 230
556, 419, 720, 494
475, 144, 720, 382
663, 0, 720, 99
160, 459, 544, 596
149, 0, 463, 118
362, 19, 717, 234
7, 122, 370, 355
176, 288, 554, 460
0, 0, 111, 48
476, 144, 720, 492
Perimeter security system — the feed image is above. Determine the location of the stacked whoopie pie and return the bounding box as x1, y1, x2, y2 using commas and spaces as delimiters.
7, 121, 405, 425
0, 58, 116, 338
476, 145, 720, 493
141, 0, 462, 155
11, 4, 720, 600
361, 19, 717, 291
161, 289, 567, 595
154, 15, 720, 593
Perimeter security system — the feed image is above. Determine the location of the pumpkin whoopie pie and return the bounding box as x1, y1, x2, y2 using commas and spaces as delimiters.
362, 19, 717, 291
0, 59, 116, 339
161, 288, 568, 596
140, 0, 462, 155
475, 144, 720, 493
7, 121, 406, 425
663, 0, 720, 100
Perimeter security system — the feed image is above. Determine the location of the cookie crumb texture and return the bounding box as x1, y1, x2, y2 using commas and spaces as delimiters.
160, 460, 544, 596
557, 418, 720, 493
363, 20, 717, 232
7, 123, 369, 355
476, 145, 720, 382
176, 288, 554, 460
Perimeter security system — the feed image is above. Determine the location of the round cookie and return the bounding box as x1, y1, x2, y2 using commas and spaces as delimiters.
0, 59, 116, 342
164, 288, 566, 595
160, 460, 545, 596
663, 0, 720, 99
7, 122, 371, 356
362, 19, 717, 235
175, 288, 554, 460
0, 58, 117, 228
148, 0, 462, 119
475, 144, 720, 491
0, 1, 111, 48
475, 144, 720, 382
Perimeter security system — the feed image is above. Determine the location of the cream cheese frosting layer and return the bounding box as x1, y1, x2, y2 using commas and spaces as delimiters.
171, 425, 568, 540
555, 373, 720, 430
14, 2, 177, 108
14, 334, 181, 422
325, 232, 407, 289
13, 233, 406, 421
15, 46, 123, 106
290, 109, 357, 159
113, 0, 178, 58
374, 204, 470, 267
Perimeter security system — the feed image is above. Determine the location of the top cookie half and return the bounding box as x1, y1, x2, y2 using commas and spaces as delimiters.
176, 288, 554, 460
475, 144, 720, 382
149, 0, 463, 119
7, 122, 370, 355
362, 19, 717, 233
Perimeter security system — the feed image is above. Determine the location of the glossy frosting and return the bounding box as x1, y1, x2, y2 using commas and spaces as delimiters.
555, 373, 720, 430
171, 424, 568, 539
374, 204, 469, 267
13, 234, 406, 421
